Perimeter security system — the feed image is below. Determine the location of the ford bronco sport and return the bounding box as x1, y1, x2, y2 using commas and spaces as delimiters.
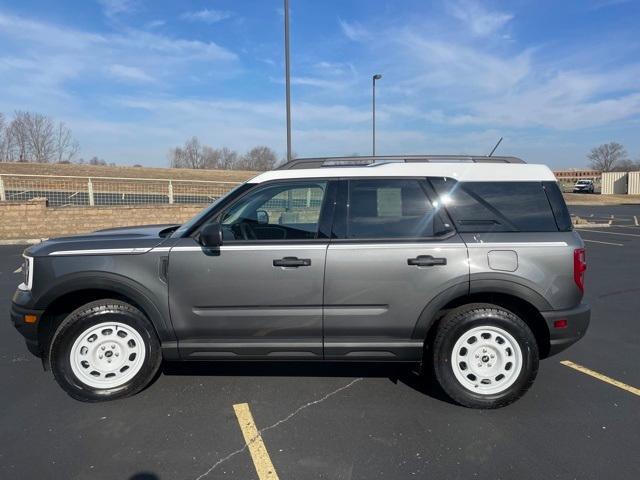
11, 155, 590, 408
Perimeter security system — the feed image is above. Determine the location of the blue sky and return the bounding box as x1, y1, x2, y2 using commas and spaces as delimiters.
0, 0, 639, 168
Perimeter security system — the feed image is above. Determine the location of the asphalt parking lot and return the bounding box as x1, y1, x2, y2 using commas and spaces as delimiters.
1, 205, 639, 480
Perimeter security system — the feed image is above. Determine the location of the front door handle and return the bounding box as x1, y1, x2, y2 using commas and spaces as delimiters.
407, 255, 447, 267
273, 257, 311, 268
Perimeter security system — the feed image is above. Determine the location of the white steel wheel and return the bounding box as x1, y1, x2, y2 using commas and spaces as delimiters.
451, 325, 523, 395
69, 321, 147, 389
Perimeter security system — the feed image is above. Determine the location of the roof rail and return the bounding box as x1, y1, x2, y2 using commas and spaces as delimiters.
277, 155, 525, 170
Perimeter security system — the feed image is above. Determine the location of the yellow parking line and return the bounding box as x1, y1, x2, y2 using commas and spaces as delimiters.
560, 360, 640, 397
233, 403, 280, 480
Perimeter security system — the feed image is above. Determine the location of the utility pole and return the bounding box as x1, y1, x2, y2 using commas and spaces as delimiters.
372, 74, 382, 156
284, 0, 292, 162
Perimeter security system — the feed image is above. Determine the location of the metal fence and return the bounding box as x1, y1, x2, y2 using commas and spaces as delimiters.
0, 174, 241, 207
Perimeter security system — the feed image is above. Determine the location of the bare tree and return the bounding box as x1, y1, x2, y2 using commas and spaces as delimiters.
0, 113, 6, 161
218, 147, 239, 169
0, 111, 80, 163
54, 122, 80, 163
7, 112, 30, 161
613, 158, 640, 172
587, 142, 628, 172
169, 137, 211, 169
202, 145, 221, 169
239, 146, 278, 171
169, 137, 280, 171
23, 112, 55, 163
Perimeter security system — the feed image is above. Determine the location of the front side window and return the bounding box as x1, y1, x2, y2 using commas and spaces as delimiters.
345, 179, 438, 239
218, 181, 327, 241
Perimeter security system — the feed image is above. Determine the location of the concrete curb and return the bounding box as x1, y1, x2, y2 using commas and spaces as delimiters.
573, 223, 611, 228
0, 238, 46, 245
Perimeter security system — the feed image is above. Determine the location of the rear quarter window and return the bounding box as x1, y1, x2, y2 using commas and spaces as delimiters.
430, 178, 562, 233
543, 181, 573, 231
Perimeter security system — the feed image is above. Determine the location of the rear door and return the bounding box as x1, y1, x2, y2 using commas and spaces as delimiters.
323, 178, 469, 361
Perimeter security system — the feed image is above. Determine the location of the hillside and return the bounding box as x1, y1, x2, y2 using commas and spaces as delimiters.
0, 162, 257, 183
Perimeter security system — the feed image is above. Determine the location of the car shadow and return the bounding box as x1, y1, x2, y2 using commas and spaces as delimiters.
129, 473, 160, 480
161, 361, 457, 406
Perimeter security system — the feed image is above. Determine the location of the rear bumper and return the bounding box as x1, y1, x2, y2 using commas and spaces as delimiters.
542, 303, 590, 356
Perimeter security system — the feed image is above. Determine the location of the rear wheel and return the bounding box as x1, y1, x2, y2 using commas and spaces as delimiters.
49, 299, 162, 402
432, 303, 539, 409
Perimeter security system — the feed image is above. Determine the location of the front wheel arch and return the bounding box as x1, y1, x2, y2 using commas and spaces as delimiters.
35, 274, 174, 364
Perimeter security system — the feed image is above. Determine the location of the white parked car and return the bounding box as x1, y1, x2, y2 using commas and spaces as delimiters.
573, 179, 595, 193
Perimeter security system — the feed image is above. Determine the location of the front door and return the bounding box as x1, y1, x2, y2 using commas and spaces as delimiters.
323, 178, 469, 361
168, 179, 332, 359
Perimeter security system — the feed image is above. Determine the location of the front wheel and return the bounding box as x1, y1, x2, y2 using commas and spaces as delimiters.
432, 304, 539, 409
49, 299, 162, 402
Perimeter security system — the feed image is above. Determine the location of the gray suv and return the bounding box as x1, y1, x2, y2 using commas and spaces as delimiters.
11, 156, 590, 408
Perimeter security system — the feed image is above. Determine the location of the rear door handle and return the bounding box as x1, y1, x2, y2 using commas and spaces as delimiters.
273, 257, 311, 268
407, 255, 447, 267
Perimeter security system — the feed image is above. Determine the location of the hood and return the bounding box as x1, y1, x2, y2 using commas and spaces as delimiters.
26, 224, 180, 257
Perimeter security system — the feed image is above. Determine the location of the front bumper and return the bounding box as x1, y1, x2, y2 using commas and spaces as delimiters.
542, 303, 590, 356
11, 289, 44, 356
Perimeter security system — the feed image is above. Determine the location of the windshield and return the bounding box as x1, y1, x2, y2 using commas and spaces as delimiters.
170, 183, 251, 238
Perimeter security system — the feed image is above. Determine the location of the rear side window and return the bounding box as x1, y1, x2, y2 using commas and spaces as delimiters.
346, 179, 436, 238
543, 181, 572, 231
430, 178, 560, 232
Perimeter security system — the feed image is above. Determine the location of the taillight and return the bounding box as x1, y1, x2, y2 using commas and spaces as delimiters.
573, 248, 586, 292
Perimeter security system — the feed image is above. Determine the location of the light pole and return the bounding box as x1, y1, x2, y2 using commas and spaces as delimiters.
372, 73, 382, 156
284, 0, 292, 163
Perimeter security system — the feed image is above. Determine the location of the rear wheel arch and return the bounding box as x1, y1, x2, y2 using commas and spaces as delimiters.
416, 290, 551, 359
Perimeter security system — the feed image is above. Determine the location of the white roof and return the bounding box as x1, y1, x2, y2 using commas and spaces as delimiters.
248, 162, 556, 184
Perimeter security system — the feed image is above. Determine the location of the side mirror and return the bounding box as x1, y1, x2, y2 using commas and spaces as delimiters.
198, 222, 223, 248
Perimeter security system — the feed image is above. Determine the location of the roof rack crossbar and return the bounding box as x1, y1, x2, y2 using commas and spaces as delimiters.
277, 155, 525, 170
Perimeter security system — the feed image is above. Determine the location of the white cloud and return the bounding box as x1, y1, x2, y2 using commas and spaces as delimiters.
393, 33, 532, 95
0, 11, 237, 95
355, 23, 640, 132
270, 60, 357, 92
588, 0, 632, 10
314, 61, 356, 77
107, 64, 155, 83
91, 96, 418, 161
338, 18, 370, 41
1, 5, 638, 166
98, 0, 137, 18
180, 9, 233, 24
448, 0, 514, 36
145, 20, 165, 29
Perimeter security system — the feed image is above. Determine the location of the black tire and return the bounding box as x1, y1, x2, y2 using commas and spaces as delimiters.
432, 303, 539, 409
49, 299, 162, 402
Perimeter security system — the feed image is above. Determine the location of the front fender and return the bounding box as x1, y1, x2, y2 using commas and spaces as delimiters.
34, 271, 175, 344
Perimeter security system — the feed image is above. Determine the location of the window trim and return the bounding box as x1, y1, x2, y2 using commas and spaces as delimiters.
330, 177, 458, 243
193, 178, 337, 244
